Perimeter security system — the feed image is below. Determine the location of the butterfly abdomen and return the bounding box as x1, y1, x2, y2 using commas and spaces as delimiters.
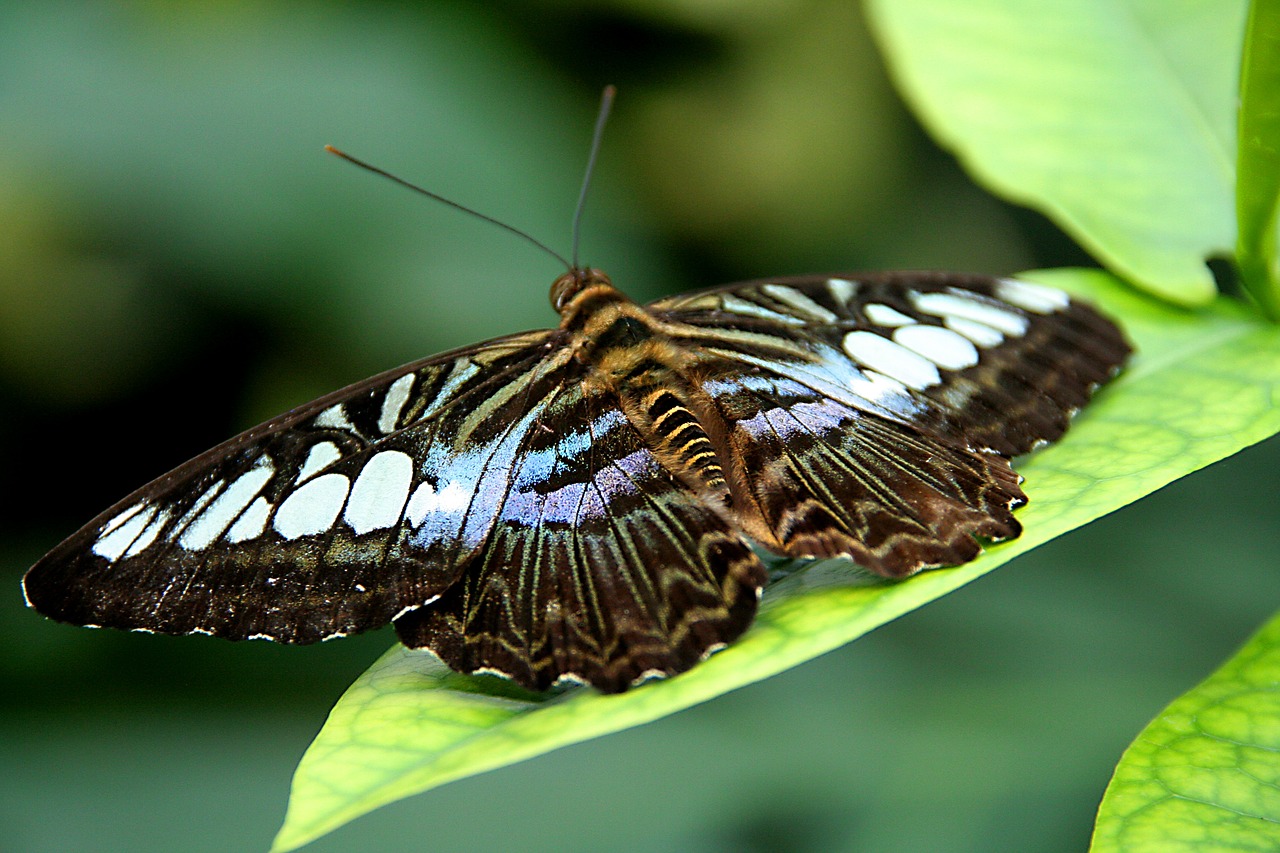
638, 387, 727, 492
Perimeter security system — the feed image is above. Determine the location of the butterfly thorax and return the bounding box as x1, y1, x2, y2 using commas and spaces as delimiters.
554, 268, 666, 371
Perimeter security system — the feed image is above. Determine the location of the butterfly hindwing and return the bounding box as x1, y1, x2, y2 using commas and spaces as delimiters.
393, 382, 767, 692
700, 370, 1024, 575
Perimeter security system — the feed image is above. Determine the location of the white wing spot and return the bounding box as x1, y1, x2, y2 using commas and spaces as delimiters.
344, 449, 414, 535
378, 373, 415, 434
434, 482, 472, 513
841, 330, 941, 390
405, 479, 472, 526
995, 278, 1070, 314
227, 496, 272, 543
180, 461, 275, 550
124, 507, 174, 558
720, 294, 806, 324
101, 502, 147, 536
313, 404, 354, 431
944, 316, 1004, 348
92, 505, 158, 561
761, 283, 838, 323
405, 481, 436, 526
170, 479, 227, 541
274, 473, 351, 540
910, 290, 1029, 336
297, 441, 342, 484
827, 277, 857, 306
849, 369, 911, 403
893, 324, 980, 370
392, 598, 438, 621
864, 303, 915, 327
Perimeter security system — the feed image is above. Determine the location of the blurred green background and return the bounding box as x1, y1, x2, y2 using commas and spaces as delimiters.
2, 3, 1276, 851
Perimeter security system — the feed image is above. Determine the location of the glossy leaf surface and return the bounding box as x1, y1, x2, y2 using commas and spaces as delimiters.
273, 269, 1280, 851
1093, 608, 1280, 851
866, 0, 1247, 305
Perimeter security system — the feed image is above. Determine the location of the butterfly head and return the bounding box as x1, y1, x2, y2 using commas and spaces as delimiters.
551, 267, 615, 314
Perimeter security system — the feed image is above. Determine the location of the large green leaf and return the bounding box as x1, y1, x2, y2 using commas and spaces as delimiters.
1092, 608, 1280, 851
865, 0, 1246, 306
1237, 0, 1280, 320
272, 269, 1280, 852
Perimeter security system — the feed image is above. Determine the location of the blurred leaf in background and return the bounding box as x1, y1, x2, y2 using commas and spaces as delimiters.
3, 2, 1277, 852
1093, 610, 1280, 851
866, 0, 1247, 306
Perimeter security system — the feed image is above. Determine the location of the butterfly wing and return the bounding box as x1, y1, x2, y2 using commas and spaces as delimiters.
22, 330, 562, 644
651, 272, 1129, 576
654, 272, 1129, 455
699, 370, 1026, 575
25, 324, 767, 692
393, 381, 767, 693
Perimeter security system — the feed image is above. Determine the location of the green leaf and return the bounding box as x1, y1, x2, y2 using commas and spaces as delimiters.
1237, 0, 1280, 320
864, 0, 1247, 306
272, 268, 1280, 852
1092, 609, 1280, 851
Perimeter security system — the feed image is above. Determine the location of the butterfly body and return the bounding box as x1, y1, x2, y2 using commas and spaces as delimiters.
24, 269, 1129, 693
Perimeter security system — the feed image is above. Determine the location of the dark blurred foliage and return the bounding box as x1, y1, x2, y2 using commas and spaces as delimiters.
1, 3, 1275, 851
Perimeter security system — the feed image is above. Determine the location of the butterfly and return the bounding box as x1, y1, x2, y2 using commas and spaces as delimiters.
23, 263, 1129, 693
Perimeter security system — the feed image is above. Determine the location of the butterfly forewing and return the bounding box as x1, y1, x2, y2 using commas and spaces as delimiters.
23, 330, 559, 643
651, 272, 1130, 456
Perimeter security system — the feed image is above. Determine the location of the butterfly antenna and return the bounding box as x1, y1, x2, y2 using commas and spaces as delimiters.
571, 85, 616, 271
323, 145, 571, 269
